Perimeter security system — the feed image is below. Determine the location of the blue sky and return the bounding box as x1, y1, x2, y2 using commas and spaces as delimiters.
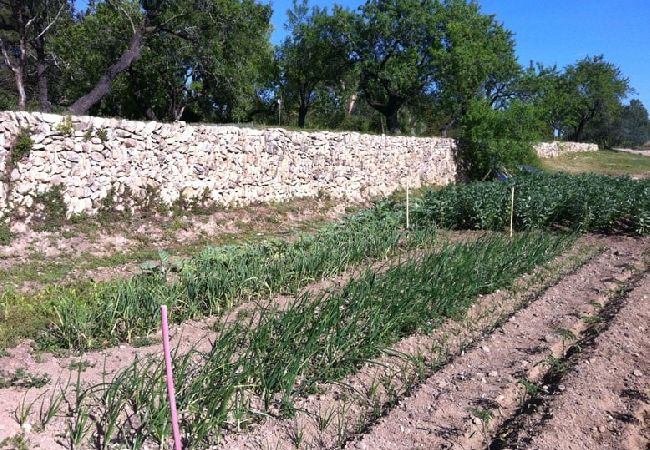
75, 0, 649, 107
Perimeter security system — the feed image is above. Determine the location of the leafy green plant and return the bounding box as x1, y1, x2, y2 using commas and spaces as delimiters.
0, 223, 10, 246
31, 186, 68, 232
458, 99, 542, 180
413, 173, 650, 235
0, 369, 50, 389
96, 128, 108, 142
10, 127, 32, 165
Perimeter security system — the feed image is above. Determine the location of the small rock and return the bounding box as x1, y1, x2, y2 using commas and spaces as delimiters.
633, 369, 643, 377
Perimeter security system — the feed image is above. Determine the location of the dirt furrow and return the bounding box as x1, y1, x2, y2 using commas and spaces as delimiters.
488, 271, 649, 450
340, 236, 647, 450
212, 237, 613, 450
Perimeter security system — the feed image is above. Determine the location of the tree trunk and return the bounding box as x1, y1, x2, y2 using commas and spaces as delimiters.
68, 28, 145, 115
14, 65, 26, 110
385, 107, 400, 134
298, 103, 308, 128
35, 42, 51, 112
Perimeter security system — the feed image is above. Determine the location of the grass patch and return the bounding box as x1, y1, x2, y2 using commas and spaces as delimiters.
541, 150, 650, 177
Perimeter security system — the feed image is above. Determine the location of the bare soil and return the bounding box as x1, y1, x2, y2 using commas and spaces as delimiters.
0, 196, 349, 292
344, 237, 648, 450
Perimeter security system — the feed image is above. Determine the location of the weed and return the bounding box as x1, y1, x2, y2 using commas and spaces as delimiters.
96, 128, 108, 142
540, 355, 566, 374
31, 186, 68, 232
518, 378, 541, 405
0, 434, 30, 450
0, 223, 9, 245
131, 336, 161, 348
469, 406, 494, 424
55, 115, 74, 136
68, 360, 95, 372
10, 127, 32, 165
83, 128, 93, 142
0, 369, 50, 389
581, 314, 601, 324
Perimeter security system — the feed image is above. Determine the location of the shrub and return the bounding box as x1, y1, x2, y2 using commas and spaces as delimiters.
31, 186, 68, 232
458, 99, 543, 180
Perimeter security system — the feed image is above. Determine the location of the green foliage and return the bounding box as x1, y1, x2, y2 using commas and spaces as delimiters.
10, 127, 33, 165
31, 186, 68, 231
0, 223, 10, 245
413, 173, 650, 235
36, 202, 428, 350
0, 368, 50, 389
55, 115, 74, 136
458, 99, 541, 179
278, 0, 355, 128
615, 99, 649, 147
96, 127, 108, 142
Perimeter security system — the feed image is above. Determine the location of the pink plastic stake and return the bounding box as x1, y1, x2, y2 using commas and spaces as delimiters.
161, 305, 183, 450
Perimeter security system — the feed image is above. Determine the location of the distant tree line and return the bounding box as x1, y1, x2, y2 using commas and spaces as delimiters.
0, 0, 648, 170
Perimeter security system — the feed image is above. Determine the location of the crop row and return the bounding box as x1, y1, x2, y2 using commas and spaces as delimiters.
67, 232, 572, 449
0, 203, 424, 351
411, 173, 649, 234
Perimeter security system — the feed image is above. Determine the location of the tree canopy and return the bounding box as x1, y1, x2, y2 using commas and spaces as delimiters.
0, 0, 645, 153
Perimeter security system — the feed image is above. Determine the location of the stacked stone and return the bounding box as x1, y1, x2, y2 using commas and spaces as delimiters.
0, 112, 457, 218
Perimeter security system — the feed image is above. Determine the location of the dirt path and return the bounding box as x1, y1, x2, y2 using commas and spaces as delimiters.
341, 236, 648, 450
491, 272, 649, 450
613, 147, 650, 156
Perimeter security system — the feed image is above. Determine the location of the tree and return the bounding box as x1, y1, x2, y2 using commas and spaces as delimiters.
615, 99, 649, 148
53, 0, 273, 120
278, 1, 354, 128
434, 0, 519, 128
352, 0, 519, 134
458, 98, 542, 180
563, 55, 630, 143
353, 0, 442, 134
0, 0, 68, 110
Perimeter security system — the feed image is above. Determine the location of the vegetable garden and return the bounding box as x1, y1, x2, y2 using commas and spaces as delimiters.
0, 172, 648, 450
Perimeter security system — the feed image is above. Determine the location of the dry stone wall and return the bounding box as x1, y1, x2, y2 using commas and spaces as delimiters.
535, 141, 599, 158
0, 112, 457, 219
0, 112, 598, 221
